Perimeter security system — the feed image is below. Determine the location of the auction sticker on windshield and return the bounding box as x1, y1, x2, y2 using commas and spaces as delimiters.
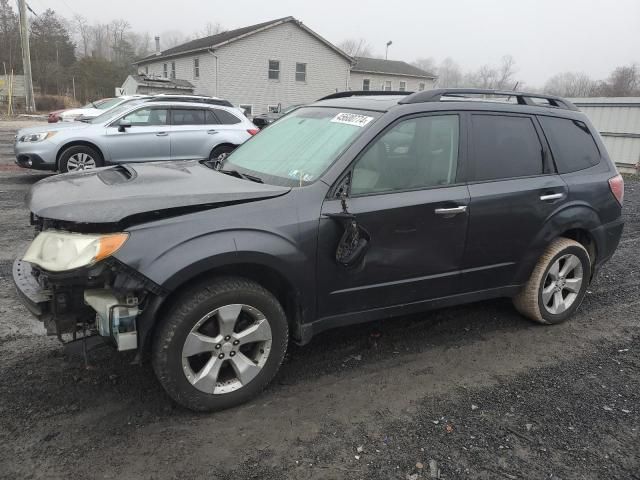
330, 112, 374, 128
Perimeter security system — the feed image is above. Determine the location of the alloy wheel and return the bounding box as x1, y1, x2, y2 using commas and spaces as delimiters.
66, 152, 96, 171
541, 254, 584, 315
181, 304, 273, 394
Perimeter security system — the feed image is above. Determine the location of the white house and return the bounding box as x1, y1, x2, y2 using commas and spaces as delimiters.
350, 57, 437, 93
133, 17, 352, 116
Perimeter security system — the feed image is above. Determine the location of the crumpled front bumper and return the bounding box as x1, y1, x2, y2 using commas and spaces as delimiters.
13, 254, 155, 351
12, 258, 52, 321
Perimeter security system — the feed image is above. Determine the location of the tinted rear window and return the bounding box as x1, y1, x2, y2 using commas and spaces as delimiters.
471, 114, 544, 181
539, 116, 600, 173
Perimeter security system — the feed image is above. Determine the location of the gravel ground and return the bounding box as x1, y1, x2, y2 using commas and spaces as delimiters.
0, 121, 638, 479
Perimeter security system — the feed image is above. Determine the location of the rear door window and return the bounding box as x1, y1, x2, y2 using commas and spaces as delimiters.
538, 116, 601, 173
205, 110, 219, 125
171, 109, 205, 126
470, 114, 544, 181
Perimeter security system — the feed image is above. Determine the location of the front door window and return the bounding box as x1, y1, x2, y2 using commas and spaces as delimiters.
351, 114, 459, 195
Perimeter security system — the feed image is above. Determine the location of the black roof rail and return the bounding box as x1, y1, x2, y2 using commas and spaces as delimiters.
318, 90, 413, 101
398, 88, 579, 111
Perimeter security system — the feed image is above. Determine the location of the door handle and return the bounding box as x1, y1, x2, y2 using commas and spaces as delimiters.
434, 206, 467, 215
540, 193, 564, 201
207, 130, 218, 135
156, 132, 168, 136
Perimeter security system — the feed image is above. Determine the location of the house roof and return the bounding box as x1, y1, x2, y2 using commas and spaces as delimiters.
128, 74, 194, 90
134, 17, 352, 64
352, 57, 437, 79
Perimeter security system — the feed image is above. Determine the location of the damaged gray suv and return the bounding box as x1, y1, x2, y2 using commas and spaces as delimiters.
14, 89, 624, 411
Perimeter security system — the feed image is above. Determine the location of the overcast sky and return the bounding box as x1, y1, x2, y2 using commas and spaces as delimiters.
33, 0, 640, 87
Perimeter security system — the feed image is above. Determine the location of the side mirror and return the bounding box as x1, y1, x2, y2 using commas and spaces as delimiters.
118, 119, 132, 133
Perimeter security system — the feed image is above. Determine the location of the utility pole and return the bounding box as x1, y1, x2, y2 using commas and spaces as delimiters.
18, 0, 36, 112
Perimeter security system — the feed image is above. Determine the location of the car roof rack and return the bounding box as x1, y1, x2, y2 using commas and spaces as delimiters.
318, 90, 413, 101
398, 88, 579, 111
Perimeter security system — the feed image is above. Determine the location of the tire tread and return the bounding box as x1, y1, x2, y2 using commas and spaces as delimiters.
513, 237, 589, 325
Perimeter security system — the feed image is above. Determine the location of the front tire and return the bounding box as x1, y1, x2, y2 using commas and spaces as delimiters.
209, 144, 236, 162
152, 277, 288, 412
58, 145, 104, 173
513, 237, 591, 325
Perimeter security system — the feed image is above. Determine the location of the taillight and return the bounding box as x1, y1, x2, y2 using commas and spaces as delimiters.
608, 174, 624, 206
247, 129, 259, 136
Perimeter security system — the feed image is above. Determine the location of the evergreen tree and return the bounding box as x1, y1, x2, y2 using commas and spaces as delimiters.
0, 0, 20, 75
29, 9, 76, 94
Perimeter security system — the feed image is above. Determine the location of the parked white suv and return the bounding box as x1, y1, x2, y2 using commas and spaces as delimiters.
15, 102, 259, 172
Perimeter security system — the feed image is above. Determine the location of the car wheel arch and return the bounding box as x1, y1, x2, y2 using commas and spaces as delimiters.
209, 143, 237, 159
56, 141, 106, 169
513, 205, 602, 286
137, 259, 306, 357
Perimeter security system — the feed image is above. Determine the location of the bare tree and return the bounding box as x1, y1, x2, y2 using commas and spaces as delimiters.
602, 64, 640, 96
337, 38, 374, 58
129, 31, 151, 58
495, 55, 517, 89
544, 72, 597, 97
91, 23, 109, 59
436, 57, 462, 87
200, 21, 225, 37
161, 30, 192, 49
73, 15, 91, 57
412, 57, 436, 75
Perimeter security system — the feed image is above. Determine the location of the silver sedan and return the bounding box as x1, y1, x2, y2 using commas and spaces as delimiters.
14, 101, 258, 173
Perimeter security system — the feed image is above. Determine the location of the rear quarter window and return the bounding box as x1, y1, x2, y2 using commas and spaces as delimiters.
213, 109, 241, 125
539, 116, 601, 173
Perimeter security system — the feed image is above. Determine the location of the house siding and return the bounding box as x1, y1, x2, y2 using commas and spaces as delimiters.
141, 55, 217, 97
350, 71, 435, 92
139, 22, 350, 115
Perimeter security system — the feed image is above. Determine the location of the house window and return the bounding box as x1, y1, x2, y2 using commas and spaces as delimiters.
268, 60, 280, 80
145, 65, 148, 74
163, 64, 167, 78
194, 58, 200, 79
384, 80, 392, 91
268, 105, 280, 113
399, 81, 407, 92
171, 62, 176, 79
419, 82, 425, 91
362, 79, 370, 91
295, 63, 307, 82
239, 104, 253, 117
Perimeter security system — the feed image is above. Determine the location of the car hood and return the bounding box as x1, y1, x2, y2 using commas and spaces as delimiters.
27, 160, 291, 225
17, 122, 91, 136
60, 108, 99, 117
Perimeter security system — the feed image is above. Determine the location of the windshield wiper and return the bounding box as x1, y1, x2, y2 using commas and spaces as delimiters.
219, 169, 263, 183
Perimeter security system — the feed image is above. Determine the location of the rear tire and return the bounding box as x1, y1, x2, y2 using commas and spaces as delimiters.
58, 145, 104, 173
513, 237, 591, 325
152, 276, 288, 412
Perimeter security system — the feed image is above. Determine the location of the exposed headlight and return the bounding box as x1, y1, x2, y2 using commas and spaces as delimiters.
18, 131, 57, 143
23, 231, 129, 272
